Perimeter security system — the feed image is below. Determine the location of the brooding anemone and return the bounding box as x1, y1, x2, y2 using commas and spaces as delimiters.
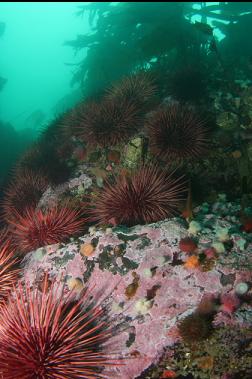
0, 277, 118, 379
8, 206, 85, 254
90, 164, 187, 227
146, 104, 209, 162
2, 169, 49, 223
105, 72, 158, 111
0, 240, 20, 306
68, 98, 142, 148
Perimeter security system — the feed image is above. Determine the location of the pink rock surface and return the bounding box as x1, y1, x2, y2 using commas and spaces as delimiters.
23, 217, 252, 378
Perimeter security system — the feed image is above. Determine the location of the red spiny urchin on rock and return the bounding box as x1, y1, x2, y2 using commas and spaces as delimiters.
90, 165, 187, 227
68, 98, 142, 148
145, 104, 209, 162
16, 141, 72, 186
0, 241, 20, 306
39, 113, 68, 143
2, 169, 49, 223
8, 206, 85, 254
0, 277, 118, 379
105, 72, 158, 111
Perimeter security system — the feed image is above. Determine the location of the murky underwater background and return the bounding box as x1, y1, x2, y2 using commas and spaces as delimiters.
0, 2, 252, 379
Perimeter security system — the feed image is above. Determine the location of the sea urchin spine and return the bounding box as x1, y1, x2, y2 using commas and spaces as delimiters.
146, 104, 209, 162
90, 164, 187, 227
0, 241, 20, 306
105, 72, 157, 111
0, 276, 118, 379
8, 206, 85, 253
68, 98, 141, 148
2, 169, 48, 223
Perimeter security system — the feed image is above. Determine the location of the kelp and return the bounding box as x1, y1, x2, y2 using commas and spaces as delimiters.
65, 2, 208, 98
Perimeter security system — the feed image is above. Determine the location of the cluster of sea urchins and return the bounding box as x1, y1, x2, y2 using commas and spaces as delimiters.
145, 103, 209, 162
90, 164, 187, 227
63, 72, 157, 149
0, 276, 117, 379
0, 69, 213, 378
0, 73, 210, 254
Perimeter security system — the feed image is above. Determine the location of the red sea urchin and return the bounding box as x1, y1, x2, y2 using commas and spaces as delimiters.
146, 104, 209, 162
16, 140, 72, 186
0, 277, 118, 379
69, 98, 141, 148
8, 206, 85, 253
0, 241, 20, 306
105, 72, 157, 111
90, 165, 187, 226
2, 169, 48, 223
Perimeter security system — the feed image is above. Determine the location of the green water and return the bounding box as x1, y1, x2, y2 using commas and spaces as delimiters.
1, 1, 252, 200
0, 2, 86, 185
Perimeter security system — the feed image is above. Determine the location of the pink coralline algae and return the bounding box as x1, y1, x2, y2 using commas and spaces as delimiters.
66, 253, 86, 277
22, 210, 252, 379
38, 167, 93, 209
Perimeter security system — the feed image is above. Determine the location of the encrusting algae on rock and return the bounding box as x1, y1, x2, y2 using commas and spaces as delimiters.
19, 195, 252, 378
125, 272, 140, 299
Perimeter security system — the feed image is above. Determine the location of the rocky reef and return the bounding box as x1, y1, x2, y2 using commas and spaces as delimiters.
23, 183, 252, 378
1, 4, 252, 377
